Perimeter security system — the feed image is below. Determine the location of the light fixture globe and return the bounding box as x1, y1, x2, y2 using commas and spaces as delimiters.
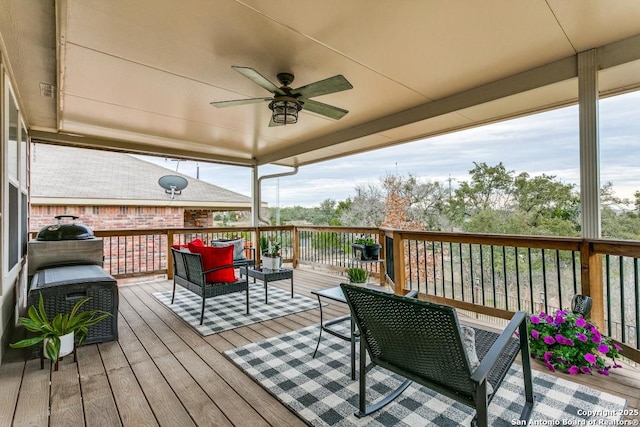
269, 96, 302, 125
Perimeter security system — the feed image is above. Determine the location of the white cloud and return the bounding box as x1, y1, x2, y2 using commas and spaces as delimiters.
137, 91, 640, 207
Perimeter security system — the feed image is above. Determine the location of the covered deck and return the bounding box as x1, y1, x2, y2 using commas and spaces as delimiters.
1, 269, 638, 426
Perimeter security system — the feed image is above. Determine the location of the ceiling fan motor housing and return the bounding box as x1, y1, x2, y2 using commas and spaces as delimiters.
277, 72, 295, 86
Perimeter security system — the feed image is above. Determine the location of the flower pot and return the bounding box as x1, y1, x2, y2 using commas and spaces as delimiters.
364, 244, 381, 260
351, 243, 366, 260
352, 243, 381, 260
44, 331, 74, 360
262, 256, 282, 270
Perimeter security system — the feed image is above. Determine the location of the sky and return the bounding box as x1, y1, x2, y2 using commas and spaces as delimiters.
137, 90, 640, 208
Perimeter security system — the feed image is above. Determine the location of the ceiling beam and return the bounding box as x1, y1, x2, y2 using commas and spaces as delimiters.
29, 130, 256, 167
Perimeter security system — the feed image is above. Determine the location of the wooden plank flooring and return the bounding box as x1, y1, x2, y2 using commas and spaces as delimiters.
1, 268, 638, 426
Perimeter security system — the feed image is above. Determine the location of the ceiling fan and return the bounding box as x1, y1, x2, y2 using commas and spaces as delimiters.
210, 66, 353, 126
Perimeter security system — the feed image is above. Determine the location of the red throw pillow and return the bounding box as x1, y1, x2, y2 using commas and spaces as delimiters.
187, 243, 237, 283
172, 238, 204, 250
190, 238, 205, 247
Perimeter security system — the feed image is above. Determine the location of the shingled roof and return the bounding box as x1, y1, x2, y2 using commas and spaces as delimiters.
30, 144, 252, 209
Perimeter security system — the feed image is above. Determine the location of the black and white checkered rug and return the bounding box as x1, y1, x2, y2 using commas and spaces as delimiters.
224, 324, 627, 426
152, 284, 319, 335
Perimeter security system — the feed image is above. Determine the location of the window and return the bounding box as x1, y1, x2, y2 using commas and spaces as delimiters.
3, 75, 28, 274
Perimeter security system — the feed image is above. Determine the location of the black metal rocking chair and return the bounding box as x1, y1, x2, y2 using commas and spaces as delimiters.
341, 283, 534, 427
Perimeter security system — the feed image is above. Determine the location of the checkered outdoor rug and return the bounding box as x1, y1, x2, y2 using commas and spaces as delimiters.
224, 324, 627, 426
152, 284, 319, 335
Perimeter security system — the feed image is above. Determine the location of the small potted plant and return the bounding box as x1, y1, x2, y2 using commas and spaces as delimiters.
10, 293, 111, 369
351, 236, 382, 260
346, 267, 368, 284
260, 235, 282, 270
527, 308, 622, 375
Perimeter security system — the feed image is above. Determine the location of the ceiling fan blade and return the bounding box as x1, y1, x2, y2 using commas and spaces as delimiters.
302, 99, 349, 120
210, 97, 272, 108
294, 75, 353, 98
232, 66, 285, 95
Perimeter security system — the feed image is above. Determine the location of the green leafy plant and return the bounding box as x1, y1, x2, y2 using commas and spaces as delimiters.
354, 236, 376, 246
346, 267, 368, 284
260, 235, 281, 257
10, 293, 111, 363
527, 309, 622, 375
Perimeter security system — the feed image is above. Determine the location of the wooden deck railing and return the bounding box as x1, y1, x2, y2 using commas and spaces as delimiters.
86, 225, 639, 362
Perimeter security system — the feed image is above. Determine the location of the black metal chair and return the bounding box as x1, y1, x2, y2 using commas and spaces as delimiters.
341, 283, 534, 427
171, 248, 249, 325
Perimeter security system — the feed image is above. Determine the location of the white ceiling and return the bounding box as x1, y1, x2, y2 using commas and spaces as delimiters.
2, 0, 640, 168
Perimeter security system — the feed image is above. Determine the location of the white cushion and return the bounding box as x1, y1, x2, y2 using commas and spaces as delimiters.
211, 238, 246, 260
461, 325, 493, 395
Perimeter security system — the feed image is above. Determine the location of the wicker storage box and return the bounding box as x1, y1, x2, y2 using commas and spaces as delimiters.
28, 264, 118, 344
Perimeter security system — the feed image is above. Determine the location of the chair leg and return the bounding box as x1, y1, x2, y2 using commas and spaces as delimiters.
354, 336, 412, 418
171, 280, 176, 304
245, 281, 250, 314
200, 295, 206, 325
473, 380, 489, 427
518, 321, 535, 422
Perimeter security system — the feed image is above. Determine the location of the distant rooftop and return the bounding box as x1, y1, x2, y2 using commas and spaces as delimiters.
30, 144, 252, 209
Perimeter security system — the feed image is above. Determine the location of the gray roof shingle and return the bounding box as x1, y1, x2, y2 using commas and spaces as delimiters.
30, 144, 251, 207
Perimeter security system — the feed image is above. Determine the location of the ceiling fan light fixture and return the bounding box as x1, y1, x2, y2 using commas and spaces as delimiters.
269, 97, 302, 125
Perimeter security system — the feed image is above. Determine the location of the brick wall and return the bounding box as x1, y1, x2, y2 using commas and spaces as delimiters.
30, 205, 185, 232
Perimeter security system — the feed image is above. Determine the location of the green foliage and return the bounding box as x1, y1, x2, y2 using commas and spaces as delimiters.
260, 235, 281, 257
267, 164, 640, 241
528, 309, 622, 375
11, 293, 111, 362
354, 236, 376, 245
268, 199, 343, 226
447, 162, 587, 237
346, 267, 368, 283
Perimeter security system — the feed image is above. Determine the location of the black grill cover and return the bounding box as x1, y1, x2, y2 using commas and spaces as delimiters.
36, 215, 95, 241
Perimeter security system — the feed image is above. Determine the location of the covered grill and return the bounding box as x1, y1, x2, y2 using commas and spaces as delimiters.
35, 215, 94, 241
26, 215, 118, 349
28, 215, 104, 277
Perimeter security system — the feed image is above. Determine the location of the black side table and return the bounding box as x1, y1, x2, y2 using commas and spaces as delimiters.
239, 266, 293, 304
311, 285, 358, 380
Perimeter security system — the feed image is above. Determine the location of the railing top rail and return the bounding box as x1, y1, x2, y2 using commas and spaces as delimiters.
590, 240, 640, 258
295, 226, 380, 233
381, 229, 583, 251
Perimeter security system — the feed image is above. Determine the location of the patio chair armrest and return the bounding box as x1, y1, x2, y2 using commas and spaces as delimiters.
202, 263, 236, 274
470, 311, 527, 384
404, 289, 418, 299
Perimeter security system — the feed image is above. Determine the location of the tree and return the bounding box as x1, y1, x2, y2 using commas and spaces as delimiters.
448, 162, 581, 236
447, 162, 515, 224
313, 199, 341, 225
339, 183, 385, 226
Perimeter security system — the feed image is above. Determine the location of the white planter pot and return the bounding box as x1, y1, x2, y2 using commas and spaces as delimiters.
44, 331, 74, 360
262, 256, 282, 270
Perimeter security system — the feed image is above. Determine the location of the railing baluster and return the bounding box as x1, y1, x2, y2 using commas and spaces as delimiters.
515, 247, 521, 311
635, 258, 639, 348
528, 248, 534, 313
541, 248, 548, 314
620, 256, 626, 343
556, 250, 562, 310
606, 255, 613, 337
468, 244, 476, 304
502, 246, 508, 311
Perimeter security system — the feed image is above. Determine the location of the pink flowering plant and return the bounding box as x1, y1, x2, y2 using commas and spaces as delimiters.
527, 309, 622, 375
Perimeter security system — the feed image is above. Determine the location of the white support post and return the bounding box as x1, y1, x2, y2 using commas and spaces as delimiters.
251, 165, 260, 227
578, 49, 601, 239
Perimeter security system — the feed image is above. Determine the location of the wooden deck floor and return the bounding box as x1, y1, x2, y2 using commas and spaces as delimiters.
1, 268, 639, 426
